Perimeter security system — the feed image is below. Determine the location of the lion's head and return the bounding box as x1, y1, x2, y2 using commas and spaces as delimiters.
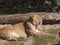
28, 13, 42, 29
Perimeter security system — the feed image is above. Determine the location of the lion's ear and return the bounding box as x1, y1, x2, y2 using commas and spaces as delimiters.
30, 13, 37, 17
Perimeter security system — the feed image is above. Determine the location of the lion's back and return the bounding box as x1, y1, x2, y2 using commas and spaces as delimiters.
0, 23, 27, 40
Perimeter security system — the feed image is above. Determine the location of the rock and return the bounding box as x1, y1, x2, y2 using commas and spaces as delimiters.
0, 24, 11, 28
0, 13, 60, 24
38, 24, 60, 31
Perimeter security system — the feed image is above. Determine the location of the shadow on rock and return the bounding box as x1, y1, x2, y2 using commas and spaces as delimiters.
53, 43, 60, 45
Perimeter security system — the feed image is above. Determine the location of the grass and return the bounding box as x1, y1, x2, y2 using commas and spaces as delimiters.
34, 35, 55, 45
6, 41, 24, 45
34, 29, 60, 45
5, 37, 27, 45
49, 30, 59, 34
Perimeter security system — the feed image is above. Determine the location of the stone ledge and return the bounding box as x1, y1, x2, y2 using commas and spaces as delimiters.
0, 12, 60, 24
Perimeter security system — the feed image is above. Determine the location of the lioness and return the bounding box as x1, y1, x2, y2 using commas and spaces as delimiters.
0, 13, 42, 40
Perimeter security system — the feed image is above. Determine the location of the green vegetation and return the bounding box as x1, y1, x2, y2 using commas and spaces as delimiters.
34, 35, 55, 45
34, 29, 60, 45
48, 29, 60, 35
6, 41, 24, 45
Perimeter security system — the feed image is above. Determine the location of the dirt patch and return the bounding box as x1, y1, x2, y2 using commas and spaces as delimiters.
0, 39, 9, 45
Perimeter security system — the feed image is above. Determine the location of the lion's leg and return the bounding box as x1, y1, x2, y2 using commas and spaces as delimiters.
27, 22, 40, 34
40, 21, 42, 25
27, 22, 35, 30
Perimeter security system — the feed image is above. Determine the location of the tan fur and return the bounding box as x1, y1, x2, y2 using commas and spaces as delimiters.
26, 22, 40, 34
24, 13, 42, 37
0, 23, 27, 40
29, 13, 42, 29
